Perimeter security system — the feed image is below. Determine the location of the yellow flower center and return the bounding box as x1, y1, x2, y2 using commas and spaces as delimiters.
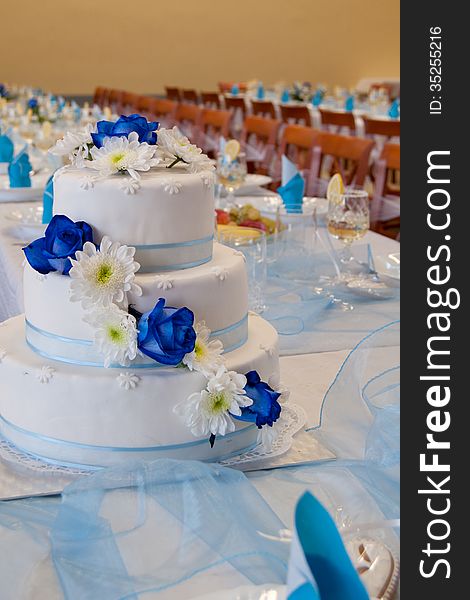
111, 152, 126, 165
208, 392, 231, 414
96, 263, 113, 285
107, 325, 125, 345
194, 341, 207, 359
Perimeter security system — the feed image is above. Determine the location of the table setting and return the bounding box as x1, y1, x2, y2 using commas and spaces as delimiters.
0, 103, 400, 599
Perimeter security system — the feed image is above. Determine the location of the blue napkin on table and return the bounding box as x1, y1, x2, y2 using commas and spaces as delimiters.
8, 148, 32, 188
287, 492, 369, 600
0, 132, 14, 163
42, 174, 54, 224
281, 88, 290, 103
312, 90, 323, 107
344, 95, 354, 112
257, 83, 265, 100
388, 99, 400, 119
231, 84, 239, 95
277, 155, 305, 213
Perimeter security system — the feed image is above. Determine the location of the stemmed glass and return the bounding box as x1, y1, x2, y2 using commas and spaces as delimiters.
216, 150, 247, 208
327, 189, 370, 274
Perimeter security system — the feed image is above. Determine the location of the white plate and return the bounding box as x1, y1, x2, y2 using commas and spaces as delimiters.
5, 205, 44, 227
375, 252, 400, 283
236, 195, 328, 217
0, 172, 49, 203
191, 584, 286, 600
235, 174, 272, 194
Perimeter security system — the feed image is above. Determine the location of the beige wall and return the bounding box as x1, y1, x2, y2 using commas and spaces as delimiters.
1, 0, 399, 95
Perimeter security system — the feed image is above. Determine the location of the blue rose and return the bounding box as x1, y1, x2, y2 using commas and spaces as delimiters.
137, 298, 196, 366
234, 371, 281, 428
91, 114, 159, 148
0, 84, 8, 98
23, 214, 93, 275
28, 97, 38, 109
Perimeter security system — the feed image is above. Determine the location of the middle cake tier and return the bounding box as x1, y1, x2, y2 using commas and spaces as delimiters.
24, 242, 249, 366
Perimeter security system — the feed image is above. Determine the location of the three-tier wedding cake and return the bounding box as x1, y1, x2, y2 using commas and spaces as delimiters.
0, 115, 287, 468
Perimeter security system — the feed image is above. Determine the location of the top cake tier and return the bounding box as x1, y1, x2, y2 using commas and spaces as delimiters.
53, 166, 215, 272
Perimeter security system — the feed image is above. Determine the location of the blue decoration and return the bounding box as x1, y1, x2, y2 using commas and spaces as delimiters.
277, 172, 305, 214
256, 83, 265, 100
42, 174, 54, 224
312, 89, 323, 107
344, 95, 355, 112
27, 97, 38, 109
0, 83, 8, 98
137, 298, 196, 365
0, 132, 14, 163
92, 114, 159, 148
230, 84, 239, 96
8, 150, 32, 188
235, 370, 281, 428
388, 99, 400, 119
281, 89, 290, 103
23, 214, 94, 275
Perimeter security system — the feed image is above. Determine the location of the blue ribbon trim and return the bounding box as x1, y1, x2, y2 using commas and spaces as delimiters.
134, 234, 214, 250
138, 255, 212, 273
211, 314, 248, 337
26, 319, 92, 346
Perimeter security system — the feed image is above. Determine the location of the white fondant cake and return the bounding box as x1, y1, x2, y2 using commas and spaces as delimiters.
0, 117, 287, 468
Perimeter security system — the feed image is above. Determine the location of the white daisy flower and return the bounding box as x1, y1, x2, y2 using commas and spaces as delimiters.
120, 177, 141, 195
69, 236, 142, 310
157, 127, 216, 175
36, 365, 55, 384
161, 179, 183, 195
0, 347, 7, 363
84, 306, 138, 368
187, 154, 216, 175
212, 266, 229, 281
49, 123, 94, 157
182, 321, 224, 377
268, 373, 290, 404
88, 131, 160, 180
116, 372, 140, 390
174, 366, 251, 437
155, 275, 174, 290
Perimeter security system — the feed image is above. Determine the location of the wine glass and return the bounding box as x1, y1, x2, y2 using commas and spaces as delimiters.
327, 189, 370, 273
216, 151, 247, 208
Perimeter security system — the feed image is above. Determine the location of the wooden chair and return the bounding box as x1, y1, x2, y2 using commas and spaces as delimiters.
280, 104, 312, 127
224, 96, 248, 137
108, 89, 124, 112
175, 103, 202, 141
182, 89, 199, 104
218, 82, 247, 93
270, 124, 320, 186
371, 143, 400, 238
121, 91, 139, 114
135, 95, 154, 119
319, 109, 356, 133
309, 132, 374, 192
369, 82, 394, 100
251, 100, 277, 119
100, 87, 111, 108
165, 87, 181, 102
240, 115, 282, 174
148, 98, 177, 127
201, 92, 221, 108
93, 87, 107, 107
363, 116, 400, 139
199, 108, 232, 155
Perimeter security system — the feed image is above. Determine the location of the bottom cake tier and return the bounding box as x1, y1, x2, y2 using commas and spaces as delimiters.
0, 314, 279, 468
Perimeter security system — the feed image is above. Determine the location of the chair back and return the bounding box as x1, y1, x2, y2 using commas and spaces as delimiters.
251, 100, 277, 119
121, 91, 139, 113
165, 87, 181, 101
108, 89, 124, 111
319, 109, 356, 132
370, 143, 400, 235
201, 92, 221, 108
175, 103, 202, 141
149, 98, 177, 127
199, 109, 232, 155
363, 116, 400, 139
310, 132, 374, 187
93, 87, 107, 106
182, 89, 199, 104
240, 115, 282, 173
218, 82, 248, 93
280, 104, 312, 126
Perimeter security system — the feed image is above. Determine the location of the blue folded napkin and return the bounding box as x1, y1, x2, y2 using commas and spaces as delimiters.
281, 88, 290, 103
0, 131, 14, 163
231, 84, 239, 96
388, 99, 400, 119
287, 492, 369, 599
257, 83, 265, 100
277, 155, 304, 213
344, 95, 354, 112
8, 148, 32, 188
42, 174, 54, 224
312, 90, 323, 107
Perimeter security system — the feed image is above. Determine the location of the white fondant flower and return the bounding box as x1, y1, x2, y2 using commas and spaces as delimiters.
199, 170, 216, 187
36, 365, 55, 383
120, 177, 141, 195
69, 236, 142, 309
88, 132, 160, 180
155, 275, 174, 290
174, 366, 251, 437
49, 123, 93, 160
80, 175, 96, 190
85, 306, 138, 368
36, 273, 47, 282
268, 373, 290, 404
0, 347, 6, 362
212, 266, 229, 281
182, 321, 224, 377
117, 372, 140, 390
160, 179, 182, 195
259, 343, 275, 357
